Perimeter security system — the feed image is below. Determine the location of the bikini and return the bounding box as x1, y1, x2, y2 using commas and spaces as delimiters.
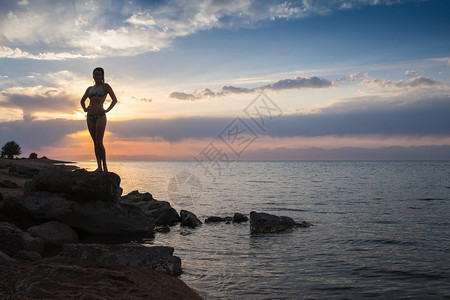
87, 86, 107, 123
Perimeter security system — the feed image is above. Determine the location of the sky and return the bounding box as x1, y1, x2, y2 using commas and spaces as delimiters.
0, 0, 449, 161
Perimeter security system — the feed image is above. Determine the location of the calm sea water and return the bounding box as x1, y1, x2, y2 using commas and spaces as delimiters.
76, 160, 450, 299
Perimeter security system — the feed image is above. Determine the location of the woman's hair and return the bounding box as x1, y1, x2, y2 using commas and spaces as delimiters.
93, 67, 105, 84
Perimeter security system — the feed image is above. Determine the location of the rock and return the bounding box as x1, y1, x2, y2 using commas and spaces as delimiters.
154, 207, 180, 226
16, 250, 42, 261
14, 264, 89, 295
249, 211, 312, 233
0, 249, 17, 265
28, 221, 78, 246
121, 190, 154, 202
180, 210, 202, 228
25, 167, 123, 202
9, 164, 40, 178
205, 216, 226, 223
0, 180, 21, 189
155, 225, 170, 233
232, 213, 248, 223
56, 243, 182, 276
0, 222, 44, 256
4, 193, 155, 235
121, 190, 180, 226
180, 230, 192, 236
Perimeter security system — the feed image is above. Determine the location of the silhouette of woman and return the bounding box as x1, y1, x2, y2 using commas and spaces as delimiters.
80, 67, 117, 172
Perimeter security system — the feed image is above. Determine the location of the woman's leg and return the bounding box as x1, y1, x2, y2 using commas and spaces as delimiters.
95, 115, 108, 172
87, 118, 102, 171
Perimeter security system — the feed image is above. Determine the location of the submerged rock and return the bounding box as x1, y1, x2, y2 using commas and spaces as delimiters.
250, 211, 312, 233
155, 225, 170, 233
180, 210, 202, 228
205, 216, 227, 223
56, 243, 182, 276
232, 213, 249, 223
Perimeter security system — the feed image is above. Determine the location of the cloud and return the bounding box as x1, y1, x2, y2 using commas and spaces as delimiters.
0, 119, 85, 152
1, 86, 79, 119
0, 0, 417, 60
362, 76, 441, 89
260, 76, 333, 90
104, 93, 450, 143
0, 46, 96, 60
131, 96, 152, 103
404, 70, 419, 77
170, 76, 333, 100
2, 92, 449, 159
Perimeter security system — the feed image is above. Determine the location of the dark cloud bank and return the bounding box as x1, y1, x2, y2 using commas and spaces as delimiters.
169, 76, 333, 100
1, 95, 449, 159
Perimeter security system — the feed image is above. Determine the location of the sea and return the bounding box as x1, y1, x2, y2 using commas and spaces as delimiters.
75, 160, 450, 299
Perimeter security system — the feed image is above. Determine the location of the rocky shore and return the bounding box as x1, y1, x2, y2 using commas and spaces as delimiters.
0, 158, 202, 299
0, 158, 312, 299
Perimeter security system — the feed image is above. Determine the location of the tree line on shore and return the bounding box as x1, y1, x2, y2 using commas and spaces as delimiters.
1, 140, 45, 160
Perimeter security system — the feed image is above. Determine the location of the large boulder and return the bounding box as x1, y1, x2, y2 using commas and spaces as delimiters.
0, 222, 44, 257
250, 211, 312, 233
121, 190, 180, 226
3, 167, 155, 235
56, 243, 182, 276
28, 221, 78, 246
9, 164, 40, 178
25, 167, 122, 202
4, 193, 155, 235
180, 210, 202, 228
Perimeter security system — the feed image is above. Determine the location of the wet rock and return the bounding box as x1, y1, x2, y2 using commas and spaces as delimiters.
0, 222, 44, 256
121, 191, 180, 226
155, 225, 170, 233
250, 211, 312, 233
180, 210, 202, 228
232, 213, 248, 223
28, 221, 78, 246
9, 164, 40, 178
25, 167, 123, 202
56, 243, 182, 276
205, 216, 226, 223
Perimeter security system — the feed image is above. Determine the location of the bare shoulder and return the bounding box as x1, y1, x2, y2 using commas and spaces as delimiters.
104, 83, 114, 92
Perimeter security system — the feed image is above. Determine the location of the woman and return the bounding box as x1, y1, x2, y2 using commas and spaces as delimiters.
80, 67, 117, 172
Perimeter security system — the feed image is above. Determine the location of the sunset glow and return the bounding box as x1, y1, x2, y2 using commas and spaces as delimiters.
1, 0, 449, 160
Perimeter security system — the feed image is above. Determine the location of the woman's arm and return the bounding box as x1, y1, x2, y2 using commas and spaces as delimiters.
104, 83, 118, 113
80, 87, 90, 112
